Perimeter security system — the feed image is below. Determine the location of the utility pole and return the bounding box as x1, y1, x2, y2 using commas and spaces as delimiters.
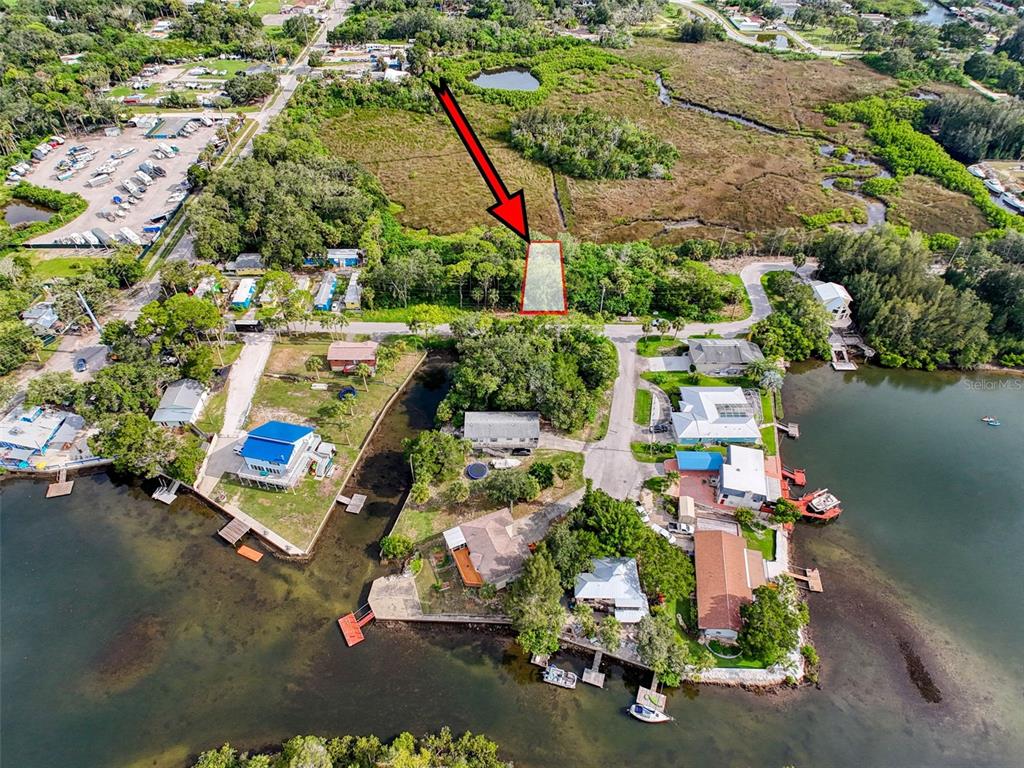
76, 291, 102, 334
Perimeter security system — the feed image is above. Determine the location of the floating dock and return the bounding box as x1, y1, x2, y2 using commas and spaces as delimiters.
582, 650, 605, 688
45, 467, 74, 498
338, 606, 375, 646
337, 493, 367, 514
152, 479, 181, 504
237, 545, 264, 562
776, 422, 800, 439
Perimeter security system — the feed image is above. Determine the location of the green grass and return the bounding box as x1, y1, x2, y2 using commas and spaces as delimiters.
633, 389, 652, 425
758, 390, 777, 455
760, 424, 777, 456
357, 304, 470, 324
637, 334, 683, 357
217, 342, 243, 367
251, 0, 282, 16
192, 58, 263, 76
196, 386, 228, 435
30, 256, 104, 280
630, 441, 677, 463
742, 523, 776, 561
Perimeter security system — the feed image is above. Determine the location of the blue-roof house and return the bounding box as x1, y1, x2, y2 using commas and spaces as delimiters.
236, 421, 335, 489
313, 272, 337, 311
674, 451, 724, 471
230, 278, 257, 310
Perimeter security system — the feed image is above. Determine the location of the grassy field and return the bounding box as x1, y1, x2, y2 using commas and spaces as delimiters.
391, 449, 585, 543
218, 340, 424, 548
323, 37, 889, 243
631, 441, 677, 463
195, 385, 228, 435
634, 389, 652, 425
357, 304, 471, 324
637, 334, 684, 357
30, 255, 104, 280
883, 175, 989, 237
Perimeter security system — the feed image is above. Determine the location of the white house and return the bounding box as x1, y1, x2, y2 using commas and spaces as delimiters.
716, 445, 770, 509
574, 557, 650, 624
671, 387, 760, 445
812, 281, 853, 325
151, 379, 208, 427
463, 411, 540, 451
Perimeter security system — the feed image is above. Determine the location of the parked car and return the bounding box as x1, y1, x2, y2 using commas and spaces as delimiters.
667, 521, 694, 536
74, 358, 87, 372
650, 423, 670, 434
635, 504, 650, 523
511, 448, 533, 456
650, 523, 676, 545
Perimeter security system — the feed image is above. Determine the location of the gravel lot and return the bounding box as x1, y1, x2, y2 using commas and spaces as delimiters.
25, 119, 221, 247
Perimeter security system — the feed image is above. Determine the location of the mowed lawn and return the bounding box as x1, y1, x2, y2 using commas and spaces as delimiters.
320, 38, 880, 243
217, 340, 425, 549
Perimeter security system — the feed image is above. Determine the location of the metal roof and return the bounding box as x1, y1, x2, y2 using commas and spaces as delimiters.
240, 421, 313, 464
574, 558, 649, 623
463, 411, 540, 441
689, 339, 764, 367
152, 379, 206, 423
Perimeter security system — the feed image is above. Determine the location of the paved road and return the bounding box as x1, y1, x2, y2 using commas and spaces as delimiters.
670, 0, 857, 59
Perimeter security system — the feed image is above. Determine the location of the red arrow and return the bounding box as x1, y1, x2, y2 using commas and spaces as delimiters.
431, 79, 530, 242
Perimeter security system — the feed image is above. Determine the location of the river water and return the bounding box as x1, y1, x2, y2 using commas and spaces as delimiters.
2, 361, 1022, 767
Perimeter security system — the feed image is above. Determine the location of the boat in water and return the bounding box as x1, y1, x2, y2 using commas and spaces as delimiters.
541, 665, 578, 689
627, 704, 674, 723
987, 420, 1001, 427
967, 164, 986, 178
981, 416, 997, 423
1001, 193, 1024, 213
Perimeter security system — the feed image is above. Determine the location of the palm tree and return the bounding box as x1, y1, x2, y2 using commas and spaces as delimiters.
305, 354, 327, 381
354, 362, 373, 391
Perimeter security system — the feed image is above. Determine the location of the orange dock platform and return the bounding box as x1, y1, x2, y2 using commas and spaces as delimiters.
782, 466, 806, 486
338, 607, 375, 646
237, 545, 264, 562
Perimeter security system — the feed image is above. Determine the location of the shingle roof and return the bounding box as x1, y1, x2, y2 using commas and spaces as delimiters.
694, 530, 764, 632
464, 411, 540, 441
327, 341, 378, 361
689, 339, 764, 367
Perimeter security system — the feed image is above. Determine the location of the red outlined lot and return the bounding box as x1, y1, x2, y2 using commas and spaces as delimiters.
520, 240, 568, 315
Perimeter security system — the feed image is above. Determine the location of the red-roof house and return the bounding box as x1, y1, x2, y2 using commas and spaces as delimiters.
326, 341, 378, 373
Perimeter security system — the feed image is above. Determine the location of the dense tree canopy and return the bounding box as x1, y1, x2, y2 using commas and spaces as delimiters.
440, 316, 616, 432
750, 271, 831, 362
812, 227, 996, 369
505, 546, 567, 655
738, 575, 809, 666
510, 107, 678, 180
403, 430, 471, 486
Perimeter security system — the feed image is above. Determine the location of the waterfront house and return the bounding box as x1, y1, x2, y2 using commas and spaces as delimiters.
313, 272, 337, 312
463, 411, 540, 451
230, 278, 257, 310
812, 281, 853, 325
343, 270, 362, 310
235, 420, 332, 489
689, 339, 764, 376
0, 406, 83, 467
443, 509, 530, 589
224, 253, 267, 276
574, 557, 650, 624
326, 340, 378, 373
151, 379, 208, 428
716, 445, 770, 508
694, 529, 766, 643
671, 387, 759, 445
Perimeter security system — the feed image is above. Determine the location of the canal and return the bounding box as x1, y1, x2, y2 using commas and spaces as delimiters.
1, 360, 1022, 767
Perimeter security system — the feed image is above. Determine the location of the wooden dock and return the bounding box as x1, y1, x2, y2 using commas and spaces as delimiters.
636, 674, 667, 713
218, 517, 250, 546
530, 653, 551, 668
46, 467, 74, 498
776, 422, 800, 439
582, 650, 605, 688
789, 566, 824, 592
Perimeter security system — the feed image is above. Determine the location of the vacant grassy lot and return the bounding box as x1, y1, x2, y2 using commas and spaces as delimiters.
884, 175, 989, 237
30, 255, 105, 280
218, 339, 424, 548
637, 334, 684, 357
323, 39, 882, 243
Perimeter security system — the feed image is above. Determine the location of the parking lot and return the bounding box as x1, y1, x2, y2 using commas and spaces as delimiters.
24, 118, 222, 247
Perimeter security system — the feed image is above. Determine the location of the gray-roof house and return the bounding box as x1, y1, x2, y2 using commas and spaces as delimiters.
463, 411, 540, 450
689, 339, 764, 375
152, 379, 208, 427
574, 557, 650, 624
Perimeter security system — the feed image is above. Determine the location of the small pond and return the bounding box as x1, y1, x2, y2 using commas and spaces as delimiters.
469, 67, 540, 92
755, 33, 788, 50
4, 202, 54, 227
913, 0, 953, 26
